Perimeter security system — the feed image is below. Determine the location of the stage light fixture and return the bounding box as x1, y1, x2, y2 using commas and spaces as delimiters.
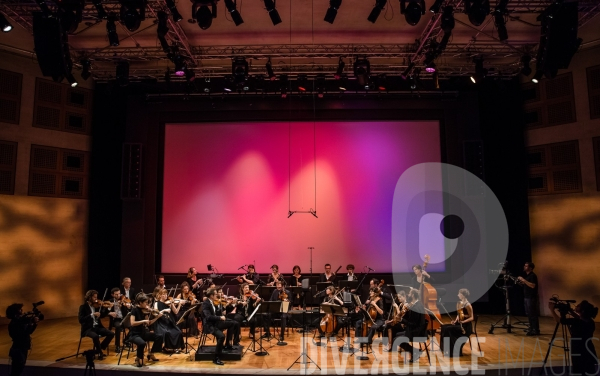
80, 59, 92, 80
324, 0, 342, 24
265, 58, 276, 80
400, 0, 425, 26
531, 70, 542, 84
224, 0, 243, 26
116, 61, 129, 86
334, 57, 345, 79
185, 68, 195, 83
353, 58, 370, 87
315, 74, 326, 98
280, 74, 288, 97
464, 0, 490, 27
264, 0, 282, 25
520, 55, 532, 76
193, 0, 217, 30
296, 74, 308, 92
368, 0, 387, 23
0, 13, 13, 32
34, 0, 52, 16
173, 55, 186, 76
470, 57, 487, 83
401, 62, 415, 79
429, 0, 443, 13
493, 0, 508, 41
57, 0, 84, 34
232, 57, 248, 84
165, 0, 183, 22
120, 0, 145, 32
65, 72, 78, 87
106, 15, 119, 46
425, 61, 436, 73
441, 6, 454, 33
157, 11, 170, 53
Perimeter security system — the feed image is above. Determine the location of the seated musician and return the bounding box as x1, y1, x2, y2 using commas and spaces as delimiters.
289, 265, 304, 309
107, 287, 127, 353
346, 264, 358, 281
440, 288, 474, 357
239, 283, 261, 339
202, 288, 239, 365
354, 287, 385, 345
396, 288, 427, 362
156, 275, 167, 290
411, 265, 434, 289
383, 291, 406, 352
319, 264, 337, 283
267, 264, 286, 286
186, 267, 203, 296
262, 281, 291, 342
318, 285, 344, 338
152, 287, 184, 353
78, 290, 115, 360
128, 295, 163, 367
216, 287, 241, 346
121, 277, 136, 301
176, 282, 199, 338
237, 264, 261, 285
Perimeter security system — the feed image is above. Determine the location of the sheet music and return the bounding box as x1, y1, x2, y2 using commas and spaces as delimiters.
281, 301, 290, 313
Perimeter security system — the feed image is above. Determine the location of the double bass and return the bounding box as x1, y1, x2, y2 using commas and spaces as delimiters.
420, 255, 442, 329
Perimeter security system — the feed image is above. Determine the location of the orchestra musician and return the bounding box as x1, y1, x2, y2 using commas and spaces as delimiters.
354, 287, 385, 345
176, 282, 199, 338
239, 283, 261, 339
107, 287, 127, 353
237, 264, 261, 285
346, 264, 358, 281
262, 281, 291, 342
383, 291, 406, 352
216, 288, 241, 347
156, 275, 166, 290
152, 288, 184, 353
120, 277, 136, 301
128, 295, 163, 367
201, 288, 239, 366
267, 264, 286, 286
317, 285, 344, 338
289, 265, 304, 309
411, 265, 433, 289
186, 267, 203, 296
439, 288, 474, 357
78, 290, 115, 360
396, 288, 427, 362
319, 264, 337, 283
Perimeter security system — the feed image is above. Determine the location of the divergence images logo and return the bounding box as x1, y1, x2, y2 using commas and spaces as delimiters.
391, 163, 508, 309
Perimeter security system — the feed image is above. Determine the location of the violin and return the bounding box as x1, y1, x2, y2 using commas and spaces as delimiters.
278, 290, 288, 301
118, 295, 132, 309
165, 297, 183, 305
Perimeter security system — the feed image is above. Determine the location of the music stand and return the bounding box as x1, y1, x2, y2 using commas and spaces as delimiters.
338, 280, 359, 291
260, 301, 289, 347
176, 304, 200, 354
257, 285, 276, 300
244, 304, 268, 356
287, 308, 321, 371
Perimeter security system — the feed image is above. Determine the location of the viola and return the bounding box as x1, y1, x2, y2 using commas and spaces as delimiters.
278, 291, 288, 301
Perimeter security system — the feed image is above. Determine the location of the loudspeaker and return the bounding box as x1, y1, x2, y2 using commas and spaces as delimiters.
33, 12, 69, 79
121, 143, 142, 199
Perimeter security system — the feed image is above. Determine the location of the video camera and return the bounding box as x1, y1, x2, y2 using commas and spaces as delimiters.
22, 301, 45, 322
550, 296, 576, 317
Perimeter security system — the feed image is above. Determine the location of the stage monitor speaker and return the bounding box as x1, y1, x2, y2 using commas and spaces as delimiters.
121, 143, 142, 199
33, 12, 69, 79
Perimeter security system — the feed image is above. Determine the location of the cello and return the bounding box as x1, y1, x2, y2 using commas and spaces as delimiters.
420, 255, 442, 330
361, 279, 384, 337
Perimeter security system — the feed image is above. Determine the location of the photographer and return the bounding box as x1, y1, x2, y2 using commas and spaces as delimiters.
517, 261, 539, 336
549, 299, 599, 375
6, 303, 39, 376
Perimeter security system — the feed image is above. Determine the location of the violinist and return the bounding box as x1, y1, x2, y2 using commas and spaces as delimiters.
383, 291, 406, 352
289, 265, 304, 309
186, 267, 203, 296
354, 287, 385, 345
346, 264, 358, 281
319, 264, 337, 283
176, 282, 199, 338
267, 264, 286, 286
317, 285, 344, 338
201, 288, 239, 366
237, 264, 260, 285
107, 287, 127, 353
396, 288, 426, 362
216, 288, 241, 346
152, 288, 184, 353
129, 295, 163, 367
239, 283, 260, 339
262, 281, 291, 342
78, 290, 115, 360
440, 288, 474, 357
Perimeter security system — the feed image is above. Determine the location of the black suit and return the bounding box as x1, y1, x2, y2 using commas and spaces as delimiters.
319, 273, 337, 283
397, 300, 427, 354
78, 303, 114, 353
201, 299, 239, 357
263, 289, 291, 340
120, 287, 136, 301
108, 301, 127, 347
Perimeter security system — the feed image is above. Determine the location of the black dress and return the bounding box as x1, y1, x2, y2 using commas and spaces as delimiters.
153, 301, 184, 350
440, 304, 473, 356
128, 307, 163, 359
289, 275, 305, 307
177, 298, 199, 336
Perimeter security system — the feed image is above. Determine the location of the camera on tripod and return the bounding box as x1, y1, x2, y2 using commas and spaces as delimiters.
549, 296, 576, 317
22, 301, 45, 322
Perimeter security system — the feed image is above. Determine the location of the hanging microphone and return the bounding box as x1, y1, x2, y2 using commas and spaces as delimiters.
367, 266, 375, 271
238, 265, 247, 270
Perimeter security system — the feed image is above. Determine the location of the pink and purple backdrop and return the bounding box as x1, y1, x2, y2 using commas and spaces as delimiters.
162, 121, 441, 273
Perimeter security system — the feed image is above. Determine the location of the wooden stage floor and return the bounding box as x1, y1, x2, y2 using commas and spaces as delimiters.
1, 314, 596, 375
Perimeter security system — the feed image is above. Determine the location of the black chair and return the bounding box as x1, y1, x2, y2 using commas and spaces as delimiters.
117, 312, 134, 365
468, 315, 482, 355
76, 334, 110, 358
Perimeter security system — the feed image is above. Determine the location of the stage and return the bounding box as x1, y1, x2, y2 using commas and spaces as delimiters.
2, 314, 593, 375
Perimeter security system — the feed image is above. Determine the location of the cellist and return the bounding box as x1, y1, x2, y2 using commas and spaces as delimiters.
354, 287, 385, 344
317, 286, 344, 338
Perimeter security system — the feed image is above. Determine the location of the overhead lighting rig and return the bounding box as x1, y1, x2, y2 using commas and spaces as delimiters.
56, 0, 84, 34
464, 0, 490, 27
224, 0, 243, 26
353, 57, 370, 88
165, 0, 183, 22
119, 0, 147, 32
368, 0, 387, 23
106, 13, 119, 46
156, 11, 170, 53
264, 0, 282, 25
0, 12, 13, 32
232, 57, 249, 85
192, 0, 218, 30
493, 0, 509, 41
324, 0, 342, 24
400, 0, 425, 26
92, 0, 108, 19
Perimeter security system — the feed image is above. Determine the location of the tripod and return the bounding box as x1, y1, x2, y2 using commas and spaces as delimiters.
83, 350, 96, 376
538, 321, 571, 376
288, 308, 320, 371
489, 276, 529, 334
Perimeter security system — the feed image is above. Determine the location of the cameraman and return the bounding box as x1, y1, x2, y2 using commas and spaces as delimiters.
517, 261, 539, 336
549, 299, 599, 375
6, 303, 39, 376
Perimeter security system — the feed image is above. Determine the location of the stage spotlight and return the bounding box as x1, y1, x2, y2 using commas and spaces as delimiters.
470, 57, 487, 83
92, 0, 108, 19
316, 74, 326, 98
280, 74, 288, 97
464, 0, 490, 27
520, 55, 532, 76
106, 15, 119, 46
165, 0, 183, 22
493, 11, 507, 41
400, 0, 425, 26
157, 11, 170, 53
264, 0, 282, 25
353, 58, 370, 87
224, 0, 243, 26
425, 61, 436, 73
185, 68, 195, 83
120, 1, 145, 32
0, 12, 13, 32
65, 72, 78, 87
368, 0, 387, 23
80, 59, 92, 80
531, 70, 542, 84
324, 0, 342, 24
441, 6, 454, 33
232, 57, 248, 84
334, 57, 345, 79
401, 62, 415, 79
265, 58, 276, 80
429, 0, 443, 13
116, 61, 129, 86
296, 74, 307, 92
193, 0, 217, 30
